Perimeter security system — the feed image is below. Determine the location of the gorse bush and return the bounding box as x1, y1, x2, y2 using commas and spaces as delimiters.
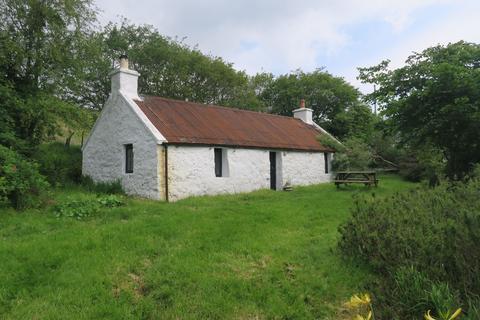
338, 180, 480, 318
34, 142, 82, 186
0, 145, 49, 209
389, 267, 461, 319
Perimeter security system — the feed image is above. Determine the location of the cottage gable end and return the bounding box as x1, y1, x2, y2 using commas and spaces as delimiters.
82, 91, 165, 199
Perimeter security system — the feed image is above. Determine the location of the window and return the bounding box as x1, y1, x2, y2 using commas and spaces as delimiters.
214, 148, 222, 177
324, 152, 329, 174
125, 144, 133, 173
214, 148, 230, 177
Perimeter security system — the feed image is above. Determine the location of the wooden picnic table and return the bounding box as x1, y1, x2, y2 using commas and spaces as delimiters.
334, 171, 379, 188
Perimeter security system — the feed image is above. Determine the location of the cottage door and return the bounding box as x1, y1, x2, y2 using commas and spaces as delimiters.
269, 152, 277, 190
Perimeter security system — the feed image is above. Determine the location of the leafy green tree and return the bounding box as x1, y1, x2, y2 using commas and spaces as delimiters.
333, 103, 377, 141
259, 69, 370, 139
78, 20, 263, 111
318, 135, 373, 171
0, 0, 97, 151
0, 0, 96, 95
359, 41, 480, 180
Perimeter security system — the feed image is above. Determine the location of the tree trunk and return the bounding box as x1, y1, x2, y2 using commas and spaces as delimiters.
65, 131, 75, 147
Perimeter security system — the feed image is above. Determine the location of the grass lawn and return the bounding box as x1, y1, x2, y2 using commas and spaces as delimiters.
0, 174, 414, 319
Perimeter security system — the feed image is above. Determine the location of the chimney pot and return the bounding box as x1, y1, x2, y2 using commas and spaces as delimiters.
119, 54, 129, 69
300, 99, 305, 108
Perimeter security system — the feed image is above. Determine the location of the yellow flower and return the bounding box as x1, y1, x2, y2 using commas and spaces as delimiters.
424, 308, 462, 320
353, 312, 372, 320
366, 310, 372, 320
448, 308, 462, 320
345, 293, 371, 308
425, 310, 436, 320
362, 294, 371, 304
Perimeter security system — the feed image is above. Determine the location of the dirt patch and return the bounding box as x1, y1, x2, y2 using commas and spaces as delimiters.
232, 255, 272, 280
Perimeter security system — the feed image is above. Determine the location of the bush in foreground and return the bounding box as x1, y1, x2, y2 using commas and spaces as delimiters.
0, 145, 49, 209
338, 180, 480, 319
34, 142, 82, 186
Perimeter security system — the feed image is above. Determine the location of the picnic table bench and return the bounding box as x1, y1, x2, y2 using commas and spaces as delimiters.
334, 171, 379, 188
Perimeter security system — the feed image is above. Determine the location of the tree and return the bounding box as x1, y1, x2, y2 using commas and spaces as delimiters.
359, 41, 480, 180
0, 0, 97, 151
0, 0, 96, 95
259, 69, 370, 139
332, 103, 377, 141
76, 20, 263, 111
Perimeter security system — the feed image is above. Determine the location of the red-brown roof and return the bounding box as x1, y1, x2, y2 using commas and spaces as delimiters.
134, 96, 332, 152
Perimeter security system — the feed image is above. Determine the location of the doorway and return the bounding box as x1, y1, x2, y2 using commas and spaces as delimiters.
269, 152, 277, 190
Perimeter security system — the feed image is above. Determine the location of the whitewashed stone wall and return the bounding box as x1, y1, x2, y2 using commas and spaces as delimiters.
282, 151, 332, 186
83, 92, 332, 201
167, 146, 270, 201
82, 93, 161, 199
166, 145, 332, 201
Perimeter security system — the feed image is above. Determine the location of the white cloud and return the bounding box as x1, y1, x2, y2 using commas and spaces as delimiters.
346, 0, 480, 93
388, 3, 480, 68
95, 0, 478, 93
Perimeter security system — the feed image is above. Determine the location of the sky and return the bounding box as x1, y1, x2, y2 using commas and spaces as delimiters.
95, 0, 480, 93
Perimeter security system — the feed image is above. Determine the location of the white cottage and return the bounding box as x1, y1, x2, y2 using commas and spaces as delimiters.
82, 57, 335, 201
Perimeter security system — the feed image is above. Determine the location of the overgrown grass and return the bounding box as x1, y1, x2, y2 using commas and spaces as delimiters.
0, 175, 414, 319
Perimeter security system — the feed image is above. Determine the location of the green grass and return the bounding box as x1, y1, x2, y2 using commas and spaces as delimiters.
0, 175, 414, 319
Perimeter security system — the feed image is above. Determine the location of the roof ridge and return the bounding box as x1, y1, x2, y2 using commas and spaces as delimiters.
138, 95, 307, 122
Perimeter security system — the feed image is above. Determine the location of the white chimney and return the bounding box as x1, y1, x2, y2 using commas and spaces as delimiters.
109, 54, 140, 100
293, 99, 313, 125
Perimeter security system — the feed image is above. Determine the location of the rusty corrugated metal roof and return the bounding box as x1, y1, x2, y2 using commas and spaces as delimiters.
134, 96, 332, 152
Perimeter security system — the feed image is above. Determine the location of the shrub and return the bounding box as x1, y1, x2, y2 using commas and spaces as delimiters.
338, 180, 480, 317
381, 267, 461, 318
396, 145, 445, 185
33, 142, 82, 186
0, 145, 49, 209
80, 176, 124, 194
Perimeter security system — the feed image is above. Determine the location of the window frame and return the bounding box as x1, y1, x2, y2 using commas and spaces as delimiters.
125, 144, 134, 174
214, 148, 223, 177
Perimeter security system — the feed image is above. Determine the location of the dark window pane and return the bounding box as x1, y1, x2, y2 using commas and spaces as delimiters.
324, 153, 329, 174
125, 144, 133, 173
214, 148, 222, 177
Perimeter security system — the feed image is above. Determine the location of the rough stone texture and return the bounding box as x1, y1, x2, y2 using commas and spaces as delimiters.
167, 146, 269, 201
82, 92, 161, 199
167, 145, 332, 201
282, 151, 332, 186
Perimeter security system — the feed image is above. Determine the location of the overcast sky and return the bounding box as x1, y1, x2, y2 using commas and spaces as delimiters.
96, 0, 480, 93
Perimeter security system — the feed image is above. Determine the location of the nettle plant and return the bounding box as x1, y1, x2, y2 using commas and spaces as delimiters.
54, 195, 125, 219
